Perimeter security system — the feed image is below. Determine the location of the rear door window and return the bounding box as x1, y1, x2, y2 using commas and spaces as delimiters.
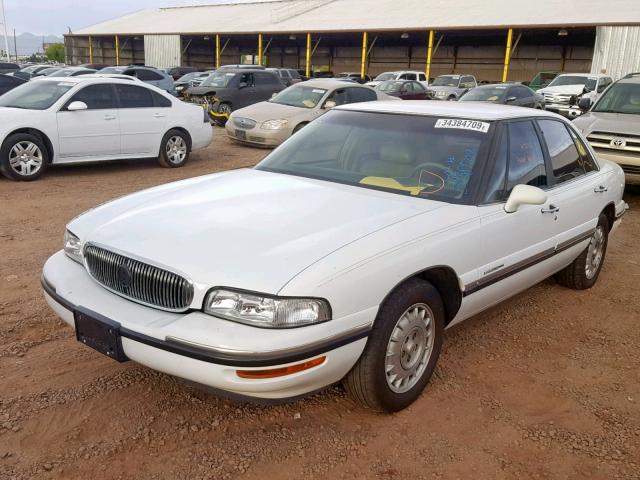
115, 84, 154, 108
346, 87, 378, 103
136, 69, 164, 81
537, 119, 585, 184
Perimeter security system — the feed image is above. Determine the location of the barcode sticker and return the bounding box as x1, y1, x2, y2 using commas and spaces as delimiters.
435, 118, 490, 133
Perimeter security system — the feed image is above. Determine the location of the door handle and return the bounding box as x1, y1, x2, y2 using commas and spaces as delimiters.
153, 113, 167, 118
541, 204, 560, 214
594, 185, 608, 193
104, 114, 117, 121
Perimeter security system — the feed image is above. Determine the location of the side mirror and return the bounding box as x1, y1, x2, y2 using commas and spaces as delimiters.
578, 97, 592, 111
583, 86, 591, 94
505, 96, 517, 103
238, 82, 248, 89
504, 185, 547, 213
271, 92, 277, 98
323, 99, 337, 109
67, 101, 88, 112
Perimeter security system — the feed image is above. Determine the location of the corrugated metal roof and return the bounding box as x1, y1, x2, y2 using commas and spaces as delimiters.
72, 0, 640, 36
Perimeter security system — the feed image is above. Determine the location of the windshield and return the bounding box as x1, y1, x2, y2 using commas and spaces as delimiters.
592, 83, 640, 115
0, 81, 74, 110
460, 86, 507, 102
432, 76, 460, 87
374, 73, 396, 82
548, 75, 597, 91
269, 86, 328, 109
201, 72, 235, 88
378, 81, 404, 93
256, 110, 491, 204
21, 65, 43, 73
47, 69, 78, 78
177, 72, 199, 82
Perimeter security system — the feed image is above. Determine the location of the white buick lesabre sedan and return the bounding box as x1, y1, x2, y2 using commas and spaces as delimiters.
0, 76, 212, 181
42, 102, 627, 412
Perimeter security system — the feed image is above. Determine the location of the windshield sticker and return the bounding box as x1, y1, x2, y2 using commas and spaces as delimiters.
435, 118, 490, 133
57, 82, 75, 87
312, 89, 325, 94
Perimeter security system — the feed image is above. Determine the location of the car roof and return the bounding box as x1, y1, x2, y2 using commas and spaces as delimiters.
336, 100, 564, 121
35, 76, 144, 86
557, 72, 610, 78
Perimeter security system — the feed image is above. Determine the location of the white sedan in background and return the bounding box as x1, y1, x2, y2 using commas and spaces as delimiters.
42, 102, 626, 412
0, 76, 212, 181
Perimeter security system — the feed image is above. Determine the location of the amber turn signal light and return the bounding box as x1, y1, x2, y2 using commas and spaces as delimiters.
236, 356, 326, 379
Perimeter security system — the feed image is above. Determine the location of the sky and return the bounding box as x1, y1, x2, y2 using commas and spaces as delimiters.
2, 0, 260, 36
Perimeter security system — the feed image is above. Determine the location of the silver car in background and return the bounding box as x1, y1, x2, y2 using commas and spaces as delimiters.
428, 74, 477, 100
573, 72, 640, 183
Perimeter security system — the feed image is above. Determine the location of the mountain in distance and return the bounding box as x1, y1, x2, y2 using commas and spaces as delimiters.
0, 32, 64, 56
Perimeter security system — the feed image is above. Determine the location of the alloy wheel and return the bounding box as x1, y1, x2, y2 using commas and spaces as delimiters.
385, 303, 435, 394
9, 141, 43, 177
585, 225, 606, 279
166, 136, 187, 164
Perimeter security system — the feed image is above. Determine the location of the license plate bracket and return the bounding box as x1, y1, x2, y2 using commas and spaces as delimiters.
74, 307, 129, 363
235, 129, 247, 140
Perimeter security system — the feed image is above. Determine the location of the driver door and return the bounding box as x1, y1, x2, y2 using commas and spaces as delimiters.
56, 83, 121, 159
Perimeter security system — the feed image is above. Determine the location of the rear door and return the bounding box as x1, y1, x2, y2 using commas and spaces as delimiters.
56, 83, 121, 159
115, 84, 169, 155
535, 118, 604, 255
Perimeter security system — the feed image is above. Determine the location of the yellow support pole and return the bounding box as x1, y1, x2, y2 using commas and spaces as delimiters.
305, 33, 311, 78
216, 34, 220, 68
425, 30, 434, 81
89, 35, 93, 63
502, 28, 513, 82
115, 35, 120, 66
258, 33, 263, 66
360, 31, 368, 80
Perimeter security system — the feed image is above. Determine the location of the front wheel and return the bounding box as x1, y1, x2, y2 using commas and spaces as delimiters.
0, 133, 49, 181
343, 278, 444, 412
158, 130, 190, 168
555, 213, 609, 289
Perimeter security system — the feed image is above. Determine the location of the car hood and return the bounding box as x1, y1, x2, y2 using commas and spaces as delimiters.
70, 169, 444, 295
233, 101, 312, 122
538, 85, 585, 95
573, 111, 640, 135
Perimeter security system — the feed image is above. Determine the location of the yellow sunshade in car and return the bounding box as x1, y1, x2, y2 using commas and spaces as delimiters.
360, 177, 430, 195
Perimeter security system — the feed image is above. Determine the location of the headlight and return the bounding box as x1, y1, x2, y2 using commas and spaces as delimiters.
64, 229, 83, 264
436, 91, 446, 96
261, 119, 289, 130
204, 288, 331, 328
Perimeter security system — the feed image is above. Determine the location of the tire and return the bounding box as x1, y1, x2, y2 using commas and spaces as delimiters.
211, 103, 232, 126
447, 95, 456, 101
343, 278, 445, 412
158, 130, 190, 168
0, 133, 48, 181
555, 213, 609, 290
292, 123, 308, 135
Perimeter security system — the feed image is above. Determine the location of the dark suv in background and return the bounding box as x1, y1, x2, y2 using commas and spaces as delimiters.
0, 62, 20, 75
185, 68, 286, 124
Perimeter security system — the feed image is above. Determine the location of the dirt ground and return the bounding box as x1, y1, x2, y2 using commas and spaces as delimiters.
0, 127, 639, 480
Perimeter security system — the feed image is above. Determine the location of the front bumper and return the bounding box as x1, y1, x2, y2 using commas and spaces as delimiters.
42, 251, 372, 399
225, 122, 290, 148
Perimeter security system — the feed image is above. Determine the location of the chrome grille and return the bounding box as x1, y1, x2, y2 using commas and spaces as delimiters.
621, 164, 640, 175
84, 245, 193, 312
233, 117, 257, 130
543, 93, 574, 105
586, 131, 640, 157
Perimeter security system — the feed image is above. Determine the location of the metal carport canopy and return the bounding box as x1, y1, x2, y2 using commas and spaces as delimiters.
71, 0, 640, 36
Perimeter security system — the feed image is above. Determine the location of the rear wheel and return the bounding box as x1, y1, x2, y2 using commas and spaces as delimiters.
0, 133, 48, 181
158, 130, 190, 168
555, 213, 609, 290
343, 278, 444, 412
